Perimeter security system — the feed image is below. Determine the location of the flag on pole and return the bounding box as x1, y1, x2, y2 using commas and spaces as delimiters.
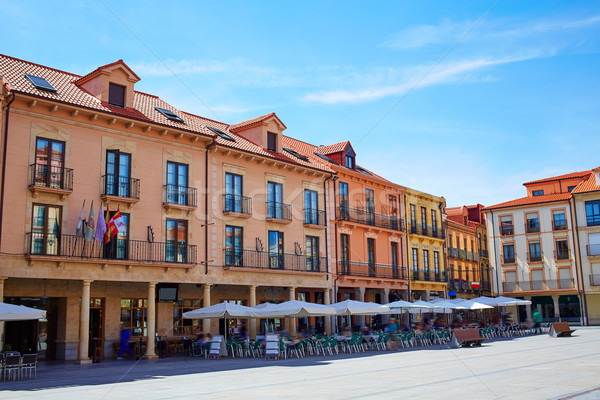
84, 200, 95, 242
94, 203, 107, 242
104, 204, 113, 243
75, 200, 86, 237
111, 206, 126, 234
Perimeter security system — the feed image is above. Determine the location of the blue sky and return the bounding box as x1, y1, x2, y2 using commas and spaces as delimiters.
3, 0, 599, 207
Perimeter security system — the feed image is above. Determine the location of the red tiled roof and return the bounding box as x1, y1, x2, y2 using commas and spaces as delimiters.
571, 171, 600, 194
229, 112, 287, 131
316, 141, 350, 155
446, 206, 466, 216
483, 193, 572, 211
523, 170, 590, 186
74, 59, 140, 85
0, 54, 329, 173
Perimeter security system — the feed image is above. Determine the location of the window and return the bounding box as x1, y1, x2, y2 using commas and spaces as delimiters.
500, 215, 513, 236
340, 234, 349, 274
225, 226, 243, 266
104, 211, 128, 260
553, 211, 567, 230
166, 162, 189, 205
31, 204, 61, 255
423, 250, 430, 275
108, 83, 125, 107
410, 204, 417, 232
34, 137, 65, 189
558, 268, 572, 289
471, 240, 475, 253
304, 189, 319, 224
504, 271, 517, 292
586, 200, 600, 226
224, 173, 243, 213
528, 241, 542, 262
339, 181, 349, 218
433, 251, 440, 275
207, 126, 235, 141
120, 299, 147, 336
389, 196, 399, 230
166, 219, 188, 263
283, 147, 308, 161
365, 189, 375, 225
173, 299, 202, 335
532, 190, 544, 196
391, 242, 399, 278
526, 212, 540, 233
503, 243, 515, 264
267, 181, 283, 219
306, 236, 320, 271
367, 238, 376, 276
431, 210, 438, 235
268, 231, 284, 269
555, 239, 569, 260
421, 207, 427, 232
567, 186, 576, 192
412, 248, 419, 273
267, 132, 277, 152
106, 150, 131, 197
345, 154, 355, 169
155, 107, 184, 123
24, 73, 57, 92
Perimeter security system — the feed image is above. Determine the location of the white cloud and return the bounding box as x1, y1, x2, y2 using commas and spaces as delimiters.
379, 19, 472, 49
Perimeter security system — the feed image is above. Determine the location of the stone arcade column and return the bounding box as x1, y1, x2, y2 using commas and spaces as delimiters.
324, 289, 332, 335
249, 285, 257, 338
552, 294, 561, 322
203, 284, 212, 334
381, 288, 391, 325
145, 282, 158, 359
78, 280, 93, 364
355, 287, 366, 328
289, 287, 296, 335
0, 277, 6, 351
524, 296, 532, 320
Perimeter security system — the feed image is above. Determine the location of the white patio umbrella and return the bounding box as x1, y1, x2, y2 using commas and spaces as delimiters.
0, 302, 46, 321
452, 299, 494, 310
252, 300, 336, 318
407, 300, 442, 314
472, 296, 531, 307
331, 300, 390, 315
424, 299, 456, 313
385, 300, 424, 309
182, 302, 257, 319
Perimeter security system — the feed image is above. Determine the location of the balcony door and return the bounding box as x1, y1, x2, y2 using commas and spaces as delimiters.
167, 162, 188, 205
306, 236, 320, 271
340, 234, 349, 274
267, 182, 283, 219
35, 138, 65, 188
225, 225, 243, 266
106, 150, 131, 197
31, 204, 61, 255
104, 212, 128, 260
339, 182, 349, 218
304, 189, 318, 224
225, 173, 243, 213
391, 242, 399, 278
365, 189, 375, 224
367, 238, 375, 277
268, 231, 284, 269
166, 219, 187, 263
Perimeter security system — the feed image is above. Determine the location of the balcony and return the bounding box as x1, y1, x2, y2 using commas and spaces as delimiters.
466, 251, 474, 261
587, 244, 600, 257
590, 275, 600, 286
448, 247, 459, 258
338, 205, 404, 231
479, 249, 489, 258
504, 279, 575, 292
304, 208, 326, 228
101, 174, 140, 204
458, 249, 466, 259
503, 282, 518, 292
525, 221, 540, 234
552, 220, 567, 231
527, 251, 543, 263
339, 261, 407, 280
25, 232, 196, 266
501, 223, 514, 236
224, 249, 325, 273
554, 250, 571, 261
28, 164, 73, 199
163, 184, 197, 213
412, 270, 446, 282
222, 194, 252, 217
408, 223, 444, 238
266, 202, 292, 223
503, 256, 516, 264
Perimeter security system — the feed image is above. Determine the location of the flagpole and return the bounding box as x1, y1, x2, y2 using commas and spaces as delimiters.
72, 200, 86, 257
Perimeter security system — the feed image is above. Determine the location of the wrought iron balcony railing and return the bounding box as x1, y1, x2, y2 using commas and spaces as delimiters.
412, 270, 446, 282
102, 174, 140, 199
479, 249, 489, 258
501, 223, 514, 236
163, 184, 197, 207
552, 221, 567, 231
26, 232, 196, 265
448, 247, 459, 258
304, 208, 326, 226
518, 279, 575, 291
503, 256, 516, 264
224, 249, 325, 272
337, 205, 404, 231
338, 260, 407, 280
266, 202, 292, 221
590, 274, 600, 286
554, 250, 570, 261
223, 194, 252, 215
29, 164, 73, 191
525, 221, 540, 234
527, 251, 543, 263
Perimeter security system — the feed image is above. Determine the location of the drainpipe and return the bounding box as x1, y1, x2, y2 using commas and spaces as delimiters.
490, 210, 500, 295
569, 197, 588, 325
204, 138, 216, 274
404, 193, 411, 301
332, 177, 339, 333
323, 173, 335, 280
0, 91, 15, 251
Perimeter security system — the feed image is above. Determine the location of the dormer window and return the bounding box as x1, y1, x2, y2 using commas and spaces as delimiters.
267, 132, 277, 152
345, 154, 355, 169
532, 190, 544, 196
108, 83, 125, 107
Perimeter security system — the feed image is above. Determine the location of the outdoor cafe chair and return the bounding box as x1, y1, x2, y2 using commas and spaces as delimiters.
3, 354, 21, 381
20, 354, 37, 379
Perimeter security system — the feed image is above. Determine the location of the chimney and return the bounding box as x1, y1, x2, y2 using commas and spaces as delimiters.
594, 167, 600, 186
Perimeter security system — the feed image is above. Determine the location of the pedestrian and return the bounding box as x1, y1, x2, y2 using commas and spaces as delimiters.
532, 309, 542, 334
118, 323, 133, 359
387, 318, 399, 351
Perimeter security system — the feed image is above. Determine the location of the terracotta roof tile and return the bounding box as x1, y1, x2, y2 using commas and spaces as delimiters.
571, 172, 600, 194
483, 193, 572, 211
316, 141, 350, 155
523, 170, 590, 186
229, 112, 287, 131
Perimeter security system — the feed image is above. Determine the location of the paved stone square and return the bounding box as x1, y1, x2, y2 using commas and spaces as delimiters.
1, 327, 600, 399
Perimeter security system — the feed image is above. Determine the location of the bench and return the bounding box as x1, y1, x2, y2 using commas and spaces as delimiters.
449, 328, 486, 348
549, 322, 576, 337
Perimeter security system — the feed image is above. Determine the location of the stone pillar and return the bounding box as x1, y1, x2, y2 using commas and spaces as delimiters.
203, 284, 212, 334
552, 294, 561, 321
249, 285, 257, 338
145, 282, 158, 359
78, 280, 93, 364
289, 287, 296, 335
524, 296, 532, 320
355, 287, 365, 328
381, 289, 391, 325
0, 277, 6, 351
324, 289, 332, 335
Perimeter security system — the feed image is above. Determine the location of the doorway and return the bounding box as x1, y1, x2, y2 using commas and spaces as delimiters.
88, 298, 104, 360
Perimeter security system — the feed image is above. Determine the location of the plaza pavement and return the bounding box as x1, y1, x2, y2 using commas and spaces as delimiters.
1, 326, 600, 400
